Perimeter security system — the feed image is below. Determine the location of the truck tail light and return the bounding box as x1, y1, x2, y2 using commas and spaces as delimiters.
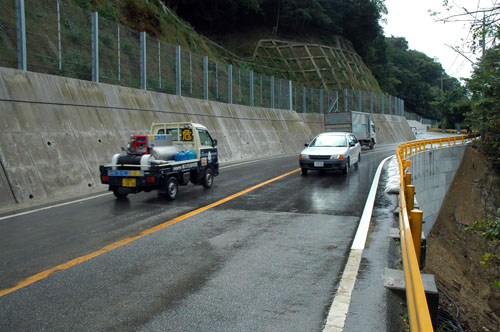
102, 176, 109, 182
147, 176, 155, 183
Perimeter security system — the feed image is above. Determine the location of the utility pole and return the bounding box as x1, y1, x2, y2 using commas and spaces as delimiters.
440, 75, 444, 132
480, 13, 486, 136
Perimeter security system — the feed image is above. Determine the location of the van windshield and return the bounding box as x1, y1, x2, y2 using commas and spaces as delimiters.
310, 135, 347, 147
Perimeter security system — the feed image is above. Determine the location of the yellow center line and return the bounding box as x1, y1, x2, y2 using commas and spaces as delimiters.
0, 168, 300, 297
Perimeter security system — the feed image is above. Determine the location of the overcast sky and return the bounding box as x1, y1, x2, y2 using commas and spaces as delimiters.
383, 0, 480, 81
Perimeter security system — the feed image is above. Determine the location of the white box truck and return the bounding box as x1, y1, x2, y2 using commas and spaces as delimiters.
324, 111, 376, 149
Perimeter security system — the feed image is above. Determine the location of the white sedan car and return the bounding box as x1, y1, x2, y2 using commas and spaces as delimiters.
299, 132, 361, 176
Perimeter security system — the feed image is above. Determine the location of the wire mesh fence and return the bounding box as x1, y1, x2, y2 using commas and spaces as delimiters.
3, 0, 410, 117
0, 0, 17, 69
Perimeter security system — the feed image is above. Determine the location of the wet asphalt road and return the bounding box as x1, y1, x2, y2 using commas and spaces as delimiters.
0, 144, 397, 331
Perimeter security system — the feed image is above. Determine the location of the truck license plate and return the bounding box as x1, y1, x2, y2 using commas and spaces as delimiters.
314, 161, 324, 167
122, 178, 136, 187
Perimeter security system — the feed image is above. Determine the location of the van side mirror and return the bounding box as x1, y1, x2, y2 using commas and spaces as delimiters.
212, 139, 218, 147
304, 143, 309, 147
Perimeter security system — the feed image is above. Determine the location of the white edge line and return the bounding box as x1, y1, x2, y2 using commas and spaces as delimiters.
322, 155, 392, 332
0, 193, 112, 221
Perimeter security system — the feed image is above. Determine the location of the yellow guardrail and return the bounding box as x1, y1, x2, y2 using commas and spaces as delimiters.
395, 134, 479, 331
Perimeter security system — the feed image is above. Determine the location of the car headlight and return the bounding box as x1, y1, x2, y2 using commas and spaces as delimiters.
299, 154, 309, 159
331, 155, 345, 160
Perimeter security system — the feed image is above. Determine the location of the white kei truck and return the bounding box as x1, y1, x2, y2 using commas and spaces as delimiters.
100, 122, 219, 200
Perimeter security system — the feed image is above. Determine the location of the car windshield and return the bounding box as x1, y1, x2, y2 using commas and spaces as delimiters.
309, 135, 347, 147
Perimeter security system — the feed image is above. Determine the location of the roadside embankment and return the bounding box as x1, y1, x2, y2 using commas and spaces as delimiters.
0, 67, 412, 208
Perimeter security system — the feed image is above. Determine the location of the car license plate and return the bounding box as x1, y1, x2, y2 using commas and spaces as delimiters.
122, 178, 136, 187
314, 161, 324, 167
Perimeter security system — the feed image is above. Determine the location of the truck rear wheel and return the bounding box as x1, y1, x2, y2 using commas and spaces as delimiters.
202, 168, 214, 189
113, 188, 128, 199
165, 176, 178, 200
369, 140, 374, 149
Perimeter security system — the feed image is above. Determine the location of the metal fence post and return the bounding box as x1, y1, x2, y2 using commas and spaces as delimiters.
203, 56, 208, 100
158, 40, 161, 89
370, 91, 374, 114
310, 88, 313, 113
16, 0, 26, 71
358, 90, 362, 112
294, 86, 297, 111
288, 80, 292, 110
91, 12, 99, 82
215, 62, 219, 100
381, 93, 385, 114
319, 89, 323, 114
117, 24, 120, 82
140, 31, 146, 90
250, 71, 254, 107
57, 0, 62, 71
270, 76, 275, 109
278, 79, 282, 109
175, 46, 181, 96
344, 89, 348, 112
238, 68, 241, 103
228, 64, 232, 104
389, 95, 392, 115
302, 87, 306, 113
260, 74, 263, 106
189, 53, 192, 94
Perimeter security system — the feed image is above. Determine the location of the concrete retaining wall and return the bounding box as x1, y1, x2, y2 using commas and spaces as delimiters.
372, 114, 415, 144
407, 145, 467, 235
0, 67, 412, 209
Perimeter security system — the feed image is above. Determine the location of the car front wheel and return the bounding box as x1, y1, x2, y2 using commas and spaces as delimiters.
202, 168, 214, 189
343, 158, 350, 175
301, 168, 308, 176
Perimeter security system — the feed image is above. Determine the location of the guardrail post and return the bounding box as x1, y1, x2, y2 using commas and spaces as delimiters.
406, 184, 415, 211
410, 209, 423, 266
16, 0, 27, 71
405, 172, 412, 186
288, 80, 293, 110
